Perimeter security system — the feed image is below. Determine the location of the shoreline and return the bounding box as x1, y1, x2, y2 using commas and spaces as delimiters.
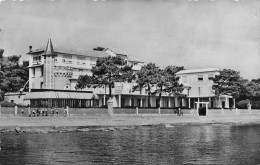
1, 114, 260, 133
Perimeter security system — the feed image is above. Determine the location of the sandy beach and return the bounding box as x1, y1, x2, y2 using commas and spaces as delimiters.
1, 113, 260, 133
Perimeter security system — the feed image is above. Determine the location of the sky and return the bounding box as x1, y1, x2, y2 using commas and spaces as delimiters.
0, 0, 259, 79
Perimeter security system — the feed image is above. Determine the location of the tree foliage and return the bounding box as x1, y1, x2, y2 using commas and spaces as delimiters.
76, 56, 134, 99
213, 69, 242, 98
213, 69, 260, 107
93, 47, 105, 51
241, 81, 260, 98
162, 65, 185, 96
0, 49, 4, 58
133, 63, 159, 107
252, 78, 260, 84
237, 99, 250, 109
153, 66, 184, 107
134, 63, 185, 107
238, 79, 260, 106
0, 52, 29, 101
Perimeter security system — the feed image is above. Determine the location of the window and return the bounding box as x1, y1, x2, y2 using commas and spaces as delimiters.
198, 75, 203, 81
182, 76, 187, 83
33, 56, 41, 63
63, 60, 72, 64
63, 55, 72, 63
208, 74, 214, 80
77, 56, 86, 65
77, 56, 86, 60
63, 55, 72, 59
64, 85, 70, 90
90, 58, 96, 65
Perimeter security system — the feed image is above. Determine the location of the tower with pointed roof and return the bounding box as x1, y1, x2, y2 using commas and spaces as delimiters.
43, 39, 56, 89
25, 39, 147, 108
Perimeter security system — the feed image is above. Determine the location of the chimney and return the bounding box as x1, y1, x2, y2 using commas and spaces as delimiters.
29, 46, 32, 52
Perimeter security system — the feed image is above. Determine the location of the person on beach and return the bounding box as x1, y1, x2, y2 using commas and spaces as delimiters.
51, 107, 54, 116
32, 109, 36, 117
42, 108, 45, 116
56, 108, 59, 117
28, 109, 31, 117
45, 108, 48, 116
36, 108, 39, 117
21, 109, 24, 116
28, 107, 31, 117
63, 107, 67, 117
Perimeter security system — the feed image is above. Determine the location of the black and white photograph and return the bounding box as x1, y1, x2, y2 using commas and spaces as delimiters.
0, 0, 260, 164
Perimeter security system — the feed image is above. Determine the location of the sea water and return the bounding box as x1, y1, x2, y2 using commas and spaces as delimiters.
0, 124, 260, 164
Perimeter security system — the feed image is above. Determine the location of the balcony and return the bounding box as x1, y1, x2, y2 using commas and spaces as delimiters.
65, 61, 72, 64
32, 60, 42, 65
77, 61, 86, 65
54, 70, 73, 78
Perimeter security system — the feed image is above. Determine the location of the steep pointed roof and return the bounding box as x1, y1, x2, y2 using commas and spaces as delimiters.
44, 38, 55, 55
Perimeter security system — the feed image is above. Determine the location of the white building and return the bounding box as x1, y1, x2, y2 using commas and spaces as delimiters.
4, 92, 29, 106
5, 39, 233, 109
23, 39, 145, 108
176, 68, 233, 109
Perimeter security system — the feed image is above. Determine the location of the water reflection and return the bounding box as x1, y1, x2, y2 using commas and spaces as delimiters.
1, 124, 260, 164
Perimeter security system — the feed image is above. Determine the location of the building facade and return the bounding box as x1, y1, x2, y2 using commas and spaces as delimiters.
97, 82, 182, 108
4, 92, 29, 106
5, 39, 233, 109
24, 39, 145, 108
176, 68, 233, 109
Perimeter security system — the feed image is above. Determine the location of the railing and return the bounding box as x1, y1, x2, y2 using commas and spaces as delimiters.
32, 61, 42, 65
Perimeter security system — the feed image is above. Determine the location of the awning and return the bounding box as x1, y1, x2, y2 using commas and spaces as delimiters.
24, 91, 95, 100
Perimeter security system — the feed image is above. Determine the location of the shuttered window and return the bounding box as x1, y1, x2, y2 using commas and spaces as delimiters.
208, 74, 214, 80
198, 75, 203, 81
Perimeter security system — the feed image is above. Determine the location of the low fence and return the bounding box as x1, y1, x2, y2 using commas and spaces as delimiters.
115, 108, 260, 115
0, 107, 108, 116
114, 108, 189, 114
0, 106, 259, 116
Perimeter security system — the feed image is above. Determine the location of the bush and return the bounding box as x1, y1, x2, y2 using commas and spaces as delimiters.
237, 99, 250, 109
0, 100, 18, 107
213, 107, 223, 109
252, 101, 260, 109
100, 105, 108, 108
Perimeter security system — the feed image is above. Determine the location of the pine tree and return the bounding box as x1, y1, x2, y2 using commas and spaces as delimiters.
76, 56, 134, 99
0, 52, 29, 101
